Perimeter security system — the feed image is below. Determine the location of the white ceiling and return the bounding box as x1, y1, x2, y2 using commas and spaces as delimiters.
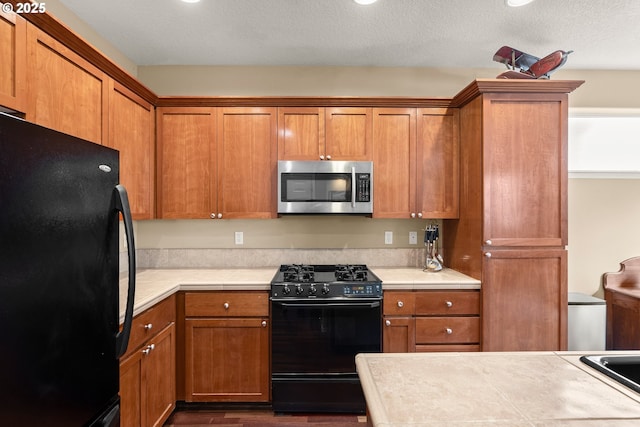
58, 0, 640, 71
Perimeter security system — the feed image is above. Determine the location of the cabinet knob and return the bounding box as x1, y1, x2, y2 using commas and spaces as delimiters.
385, 320, 391, 326
217, 213, 222, 219
144, 323, 153, 331
445, 328, 453, 335
445, 301, 453, 308
326, 155, 332, 160
210, 213, 216, 219
320, 155, 325, 160
417, 213, 423, 218
223, 302, 230, 310
142, 343, 155, 355
485, 240, 492, 245
410, 213, 416, 218
262, 320, 267, 327
485, 252, 492, 258
397, 301, 404, 308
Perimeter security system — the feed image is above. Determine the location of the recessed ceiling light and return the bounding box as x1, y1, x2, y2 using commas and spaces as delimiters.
354, 0, 378, 5
506, 0, 535, 6
181, 0, 201, 3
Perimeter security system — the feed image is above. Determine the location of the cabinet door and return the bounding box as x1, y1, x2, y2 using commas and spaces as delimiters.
277, 107, 325, 160
120, 348, 143, 427
372, 108, 416, 218
325, 107, 372, 160
482, 93, 568, 247
107, 81, 155, 219
482, 249, 568, 351
120, 323, 175, 427
156, 107, 217, 219
144, 324, 176, 427
416, 108, 459, 218
0, 9, 26, 112
217, 107, 276, 219
185, 317, 270, 402
383, 317, 415, 353
25, 25, 108, 144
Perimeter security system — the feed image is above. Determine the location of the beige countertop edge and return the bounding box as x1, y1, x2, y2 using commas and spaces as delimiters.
356, 351, 640, 427
119, 267, 480, 322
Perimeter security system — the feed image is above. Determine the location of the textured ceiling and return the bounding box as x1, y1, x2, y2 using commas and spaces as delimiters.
58, 0, 640, 71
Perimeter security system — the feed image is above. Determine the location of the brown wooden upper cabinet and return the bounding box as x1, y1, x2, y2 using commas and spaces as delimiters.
278, 107, 372, 161
373, 108, 459, 219
106, 81, 155, 220
0, 9, 26, 113
156, 107, 218, 219
25, 24, 108, 145
157, 107, 277, 219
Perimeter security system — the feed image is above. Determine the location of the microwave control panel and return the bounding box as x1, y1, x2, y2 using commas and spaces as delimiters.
356, 173, 371, 202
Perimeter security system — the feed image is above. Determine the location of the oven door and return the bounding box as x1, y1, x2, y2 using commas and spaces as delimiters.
272, 298, 381, 374
270, 297, 381, 413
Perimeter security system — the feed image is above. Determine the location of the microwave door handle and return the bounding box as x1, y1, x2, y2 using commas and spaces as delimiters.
351, 166, 356, 208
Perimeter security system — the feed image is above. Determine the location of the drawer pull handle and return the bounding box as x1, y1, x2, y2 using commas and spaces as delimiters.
144, 323, 153, 331
485, 239, 492, 245
445, 328, 453, 335
142, 344, 155, 355
485, 252, 492, 258
445, 301, 453, 308
397, 301, 404, 308
385, 320, 391, 326
262, 320, 267, 327
223, 302, 230, 310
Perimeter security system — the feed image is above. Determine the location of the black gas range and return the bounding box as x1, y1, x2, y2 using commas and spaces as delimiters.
270, 264, 382, 414
270, 264, 382, 300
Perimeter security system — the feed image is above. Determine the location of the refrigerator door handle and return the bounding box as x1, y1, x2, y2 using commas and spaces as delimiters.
114, 184, 136, 358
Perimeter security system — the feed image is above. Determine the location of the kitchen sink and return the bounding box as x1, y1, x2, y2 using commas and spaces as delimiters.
580, 355, 640, 393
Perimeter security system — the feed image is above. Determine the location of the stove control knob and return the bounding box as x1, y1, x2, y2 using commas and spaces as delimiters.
309, 284, 317, 295
322, 284, 330, 295
282, 285, 291, 295
295, 284, 304, 295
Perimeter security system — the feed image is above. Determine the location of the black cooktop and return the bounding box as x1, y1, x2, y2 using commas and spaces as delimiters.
271, 264, 382, 299
273, 264, 379, 284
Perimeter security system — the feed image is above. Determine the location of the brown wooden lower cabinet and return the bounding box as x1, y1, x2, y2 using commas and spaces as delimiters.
183, 291, 270, 402
383, 290, 480, 352
119, 295, 176, 427
120, 323, 176, 427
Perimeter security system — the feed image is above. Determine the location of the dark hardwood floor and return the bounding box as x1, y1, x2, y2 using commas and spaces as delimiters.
163, 409, 367, 426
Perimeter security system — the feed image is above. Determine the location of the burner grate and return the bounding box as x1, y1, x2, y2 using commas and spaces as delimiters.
283, 264, 315, 282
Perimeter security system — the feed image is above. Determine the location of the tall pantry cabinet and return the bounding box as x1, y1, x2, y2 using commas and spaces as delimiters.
444, 80, 583, 352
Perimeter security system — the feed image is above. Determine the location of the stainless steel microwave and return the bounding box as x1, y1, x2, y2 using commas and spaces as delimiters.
277, 160, 373, 214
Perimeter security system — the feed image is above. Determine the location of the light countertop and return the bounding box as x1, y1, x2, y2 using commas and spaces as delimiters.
118, 267, 480, 322
356, 351, 640, 427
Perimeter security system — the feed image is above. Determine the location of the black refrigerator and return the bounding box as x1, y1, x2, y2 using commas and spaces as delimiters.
0, 113, 137, 426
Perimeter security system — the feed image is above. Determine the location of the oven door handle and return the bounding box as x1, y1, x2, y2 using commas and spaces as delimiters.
275, 301, 381, 309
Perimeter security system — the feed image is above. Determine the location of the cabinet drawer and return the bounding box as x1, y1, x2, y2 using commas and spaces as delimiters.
185, 291, 269, 317
383, 292, 415, 316
414, 291, 479, 315
415, 317, 480, 344
124, 294, 176, 358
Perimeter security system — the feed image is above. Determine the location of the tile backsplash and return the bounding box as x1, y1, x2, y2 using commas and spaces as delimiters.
129, 248, 427, 270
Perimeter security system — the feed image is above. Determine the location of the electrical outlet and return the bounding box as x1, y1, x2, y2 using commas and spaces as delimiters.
384, 231, 393, 245
234, 231, 244, 245
409, 231, 418, 245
